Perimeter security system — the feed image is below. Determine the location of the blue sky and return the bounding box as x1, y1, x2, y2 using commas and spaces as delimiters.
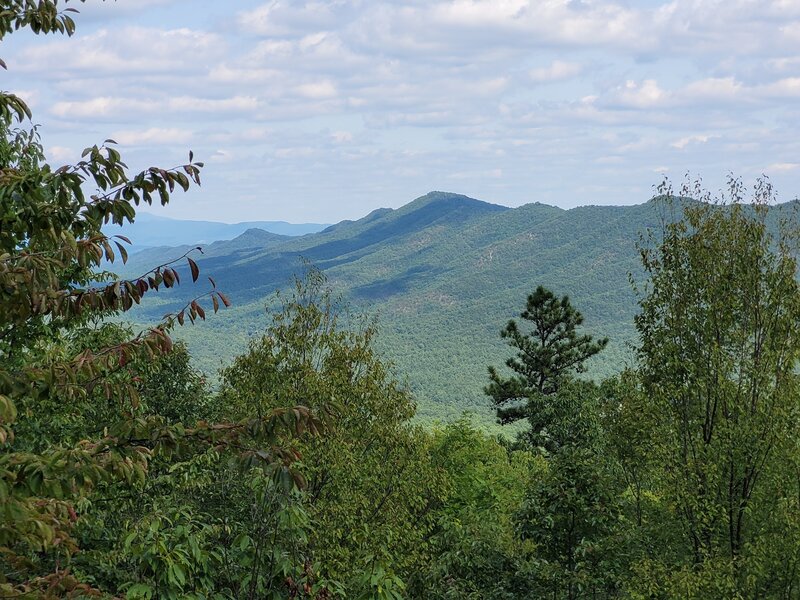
6, 0, 800, 222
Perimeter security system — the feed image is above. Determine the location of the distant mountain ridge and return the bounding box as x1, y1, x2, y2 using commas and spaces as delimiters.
107, 212, 329, 251
116, 191, 799, 426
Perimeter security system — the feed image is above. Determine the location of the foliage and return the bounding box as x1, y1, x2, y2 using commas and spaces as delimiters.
7, 3, 800, 598
122, 505, 221, 600
511, 379, 622, 599
485, 286, 607, 425
0, 0, 81, 40
484, 286, 607, 447
0, 4, 318, 595
631, 176, 800, 594
408, 417, 534, 599
480, 284, 622, 599
115, 192, 656, 424
515, 440, 622, 599
219, 269, 448, 596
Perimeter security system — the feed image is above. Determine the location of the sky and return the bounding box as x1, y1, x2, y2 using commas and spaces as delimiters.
5, 0, 800, 223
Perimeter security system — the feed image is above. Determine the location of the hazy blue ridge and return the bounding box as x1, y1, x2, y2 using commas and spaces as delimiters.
106, 211, 330, 252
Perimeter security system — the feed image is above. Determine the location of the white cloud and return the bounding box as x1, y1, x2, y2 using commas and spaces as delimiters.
767, 56, 800, 72
50, 96, 260, 119
237, 2, 347, 36
295, 80, 338, 99
275, 146, 317, 159
208, 65, 283, 85
112, 128, 194, 146
682, 77, 744, 102
47, 146, 76, 163
427, 0, 651, 49
447, 166, 504, 179
50, 97, 152, 118
529, 60, 582, 83
767, 162, 800, 172
15, 27, 222, 75
6, 0, 800, 221
209, 149, 236, 163
596, 75, 790, 112
671, 134, 716, 149
177, 96, 260, 113
611, 80, 667, 109
759, 77, 800, 97
331, 130, 354, 143
780, 21, 800, 42
76, 0, 178, 17
431, 0, 533, 28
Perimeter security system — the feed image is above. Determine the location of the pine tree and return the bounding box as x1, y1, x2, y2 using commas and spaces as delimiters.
485, 286, 607, 427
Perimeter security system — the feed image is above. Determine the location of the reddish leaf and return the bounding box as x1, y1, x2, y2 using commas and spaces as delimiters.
187, 257, 199, 282
115, 241, 128, 264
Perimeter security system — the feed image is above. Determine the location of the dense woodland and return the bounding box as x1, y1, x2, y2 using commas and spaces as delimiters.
5, 3, 800, 599
115, 190, 657, 427
111, 185, 800, 428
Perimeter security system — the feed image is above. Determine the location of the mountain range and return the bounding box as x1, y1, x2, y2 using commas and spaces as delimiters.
107, 212, 329, 251
117, 191, 792, 426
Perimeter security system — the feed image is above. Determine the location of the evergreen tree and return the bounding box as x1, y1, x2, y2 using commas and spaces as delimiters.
485, 286, 607, 429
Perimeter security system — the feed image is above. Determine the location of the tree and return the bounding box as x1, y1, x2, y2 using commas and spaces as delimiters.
633, 176, 800, 595
485, 286, 607, 432
516, 442, 621, 600
218, 269, 446, 598
410, 417, 535, 600
485, 290, 619, 598
0, 4, 318, 595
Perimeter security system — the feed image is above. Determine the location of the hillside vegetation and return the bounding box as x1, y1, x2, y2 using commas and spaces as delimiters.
120, 191, 797, 423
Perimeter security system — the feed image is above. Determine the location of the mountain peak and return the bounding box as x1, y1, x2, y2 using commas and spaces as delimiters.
235, 228, 289, 242
407, 191, 508, 212
206, 227, 292, 252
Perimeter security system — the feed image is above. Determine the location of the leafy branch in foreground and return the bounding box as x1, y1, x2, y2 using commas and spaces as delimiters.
0, 3, 319, 595
0, 0, 84, 43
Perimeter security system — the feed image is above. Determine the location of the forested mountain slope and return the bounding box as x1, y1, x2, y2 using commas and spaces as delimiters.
118, 192, 797, 422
